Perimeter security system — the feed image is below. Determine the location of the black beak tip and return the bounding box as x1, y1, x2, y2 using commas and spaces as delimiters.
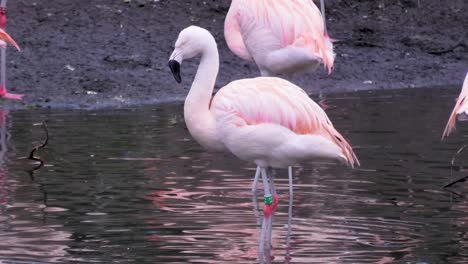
168, 60, 182, 83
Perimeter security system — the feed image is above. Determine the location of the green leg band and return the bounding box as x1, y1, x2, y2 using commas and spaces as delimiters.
264, 195, 273, 205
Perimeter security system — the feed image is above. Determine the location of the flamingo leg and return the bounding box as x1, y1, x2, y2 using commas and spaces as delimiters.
267, 167, 279, 209
268, 167, 276, 196
285, 166, 293, 261
251, 166, 261, 194
251, 182, 261, 226
259, 215, 273, 264
320, 0, 327, 35
0, 0, 22, 101
0, 46, 4, 88
261, 167, 279, 262
265, 216, 273, 264
265, 167, 276, 253
288, 166, 293, 218
258, 167, 272, 262
252, 166, 281, 204
0, 47, 22, 101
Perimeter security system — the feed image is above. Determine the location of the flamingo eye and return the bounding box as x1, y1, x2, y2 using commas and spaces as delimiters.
177, 41, 188, 49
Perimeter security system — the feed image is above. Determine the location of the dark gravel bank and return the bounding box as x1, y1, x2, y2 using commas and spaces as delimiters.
1, 0, 467, 109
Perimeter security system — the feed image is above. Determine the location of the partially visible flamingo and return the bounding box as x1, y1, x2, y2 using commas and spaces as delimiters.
225, 0, 334, 194
442, 73, 468, 139
225, 0, 334, 76
0, 0, 22, 100
168, 26, 358, 261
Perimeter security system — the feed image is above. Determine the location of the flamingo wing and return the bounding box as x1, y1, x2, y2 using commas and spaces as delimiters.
211, 77, 358, 167
443, 73, 468, 139
226, 0, 334, 73
224, 0, 254, 61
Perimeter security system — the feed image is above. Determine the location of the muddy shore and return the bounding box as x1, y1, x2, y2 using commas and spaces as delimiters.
1, 0, 467, 109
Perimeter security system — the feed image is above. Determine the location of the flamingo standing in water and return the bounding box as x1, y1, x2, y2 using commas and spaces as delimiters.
442, 73, 468, 139
0, 0, 22, 100
168, 26, 358, 260
225, 0, 334, 194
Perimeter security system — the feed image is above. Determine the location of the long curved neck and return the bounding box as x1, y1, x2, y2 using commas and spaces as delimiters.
186, 44, 219, 110
184, 38, 224, 151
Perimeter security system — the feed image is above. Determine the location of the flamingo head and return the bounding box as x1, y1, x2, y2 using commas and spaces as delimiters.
168, 26, 215, 83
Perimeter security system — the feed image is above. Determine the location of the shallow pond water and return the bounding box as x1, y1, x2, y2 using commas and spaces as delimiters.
0, 87, 467, 263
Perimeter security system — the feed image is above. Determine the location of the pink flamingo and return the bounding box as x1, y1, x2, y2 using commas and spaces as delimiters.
225, 0, 334, 194
168, 26, 358, 260
225, 0, 333, 76
442, 72, 468, 139
0, 0, 21, 100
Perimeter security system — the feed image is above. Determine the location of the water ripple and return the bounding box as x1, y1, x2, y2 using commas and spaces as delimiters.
0, 89, 466, 262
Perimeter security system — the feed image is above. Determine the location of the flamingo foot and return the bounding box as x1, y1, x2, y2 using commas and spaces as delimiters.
0, 86, 23, 100
1, 92, 23, 100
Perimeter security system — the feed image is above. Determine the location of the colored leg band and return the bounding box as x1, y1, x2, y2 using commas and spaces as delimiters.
264, 195, 273, 205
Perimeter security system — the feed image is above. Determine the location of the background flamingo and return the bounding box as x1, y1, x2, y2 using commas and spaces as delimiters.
225, 0, 334, 194
168, 26, 358, 261
225, 0, 333, 76
442, 72, 468, 139
0, 0, 21, 100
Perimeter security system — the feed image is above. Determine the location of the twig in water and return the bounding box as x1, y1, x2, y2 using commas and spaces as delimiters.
450, 145, 466, 178
28, 121, 48, 167
445, 144, 467, 188
446, 188, 464, 198
444, 176, 468, 189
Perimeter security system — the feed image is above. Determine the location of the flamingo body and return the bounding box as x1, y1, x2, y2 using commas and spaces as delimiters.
225, 0, 334, 76
211, 77, 357, 168
169, 26, 357, 261
443, 73, 468, 139
169, 26, 356, 170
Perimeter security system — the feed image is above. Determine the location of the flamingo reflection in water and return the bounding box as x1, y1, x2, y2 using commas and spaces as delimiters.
142, 162, 295, 262
0, 109, 9, 205
167, 26, 358, 262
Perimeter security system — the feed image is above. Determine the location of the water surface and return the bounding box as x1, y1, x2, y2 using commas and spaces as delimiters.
0, 87, 467, 263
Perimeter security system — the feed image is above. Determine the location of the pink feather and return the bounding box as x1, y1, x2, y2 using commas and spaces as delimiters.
211, 77, 359, 167
224, 0, 334, 73
443, 73, 468, 139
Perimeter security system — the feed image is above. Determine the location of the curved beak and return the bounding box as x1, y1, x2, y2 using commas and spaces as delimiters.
168, 59, 181, 83
0, 28, 20, 51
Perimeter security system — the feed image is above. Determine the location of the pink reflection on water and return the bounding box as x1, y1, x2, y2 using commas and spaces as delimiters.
0, 109, 8, 206
139, 154, 428, 263
449, 184, 468, 264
